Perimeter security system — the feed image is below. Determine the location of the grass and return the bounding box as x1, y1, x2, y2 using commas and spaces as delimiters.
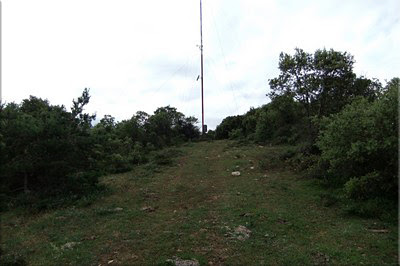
1, 140, 398, 265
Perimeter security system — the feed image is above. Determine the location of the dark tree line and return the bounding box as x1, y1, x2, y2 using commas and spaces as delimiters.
0, 90, 199, 208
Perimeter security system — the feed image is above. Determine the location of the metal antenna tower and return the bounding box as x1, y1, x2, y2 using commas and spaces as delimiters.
200, 0, 206, 134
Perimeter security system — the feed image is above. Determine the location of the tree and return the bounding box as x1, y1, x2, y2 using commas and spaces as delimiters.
241, 108, 259, 138
269, 48, 315, 119
268, 48, 381, 119
145, 106, 199, 147
215, 115, 243, 139
255, 94, 305, 144
0, 89, 99, 198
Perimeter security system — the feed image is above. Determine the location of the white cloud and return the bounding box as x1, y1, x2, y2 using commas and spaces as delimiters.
2, 0, 399, 129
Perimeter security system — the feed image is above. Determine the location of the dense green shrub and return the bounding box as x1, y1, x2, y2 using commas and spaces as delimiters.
203, 129, 215, 140
0, 89, 99, 198
317, 78, 398, 201
254, 95, 306, 144
215, 115, 243, 139
90, 106, 199, 174
0, 90, 199, 209
228, 128, 244, 140
91, 115, 146, 174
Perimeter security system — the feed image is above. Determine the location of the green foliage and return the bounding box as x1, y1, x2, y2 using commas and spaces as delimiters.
255, 94, 306, 144
344, 172, 382, 200
0, 90, 99, 200
343, 198, 397, 219
241, 107, 259, 136
317, 78, 399, 201
0, 90, 199, 210
91, 115, 145, 174
88, 106, 199, 175
203, 129, 215, 140
213, 47, 396, 219
228, 128, 244, 140
268, 48, 381, 118
215, 115, 243, 139
145, 106, 199, 148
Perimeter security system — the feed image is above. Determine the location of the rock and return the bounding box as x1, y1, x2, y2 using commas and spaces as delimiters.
250, 166, 255, 170
166, 257, 200, 266
141, 206, 155, 212
369, 229, 389, 233
61, 241, 80, 250
234, 225, 251, 241
114, 207, 123, 212
231, 171, 241, 176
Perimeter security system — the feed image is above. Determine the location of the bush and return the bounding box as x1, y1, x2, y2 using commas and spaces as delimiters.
228, 128, 244, 140
316, 78, 399, 202
344, 198, 397, 220
255, 95, 306, 144
0, 90, 99, 199
344, 172, 386, 201
215, 115, 243, 139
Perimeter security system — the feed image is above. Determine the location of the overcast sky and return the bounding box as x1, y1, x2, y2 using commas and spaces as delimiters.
2, 0, 399, 129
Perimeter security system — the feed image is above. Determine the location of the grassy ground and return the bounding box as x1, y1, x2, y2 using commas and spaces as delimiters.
1, 140, 398, 265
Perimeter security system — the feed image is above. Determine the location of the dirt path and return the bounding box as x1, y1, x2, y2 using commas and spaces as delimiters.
1, 140, 398, 265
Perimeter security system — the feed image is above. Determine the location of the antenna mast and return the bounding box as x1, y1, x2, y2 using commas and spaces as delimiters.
200, 0, 206, 134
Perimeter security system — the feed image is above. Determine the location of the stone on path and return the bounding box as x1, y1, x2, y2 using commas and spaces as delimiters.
234, 225, 251, 241
140, 206, 155, 212
369, 229, 389, 233
166, 257, 200, 266
231, 171, 241, 176
61, 241, 80, 250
